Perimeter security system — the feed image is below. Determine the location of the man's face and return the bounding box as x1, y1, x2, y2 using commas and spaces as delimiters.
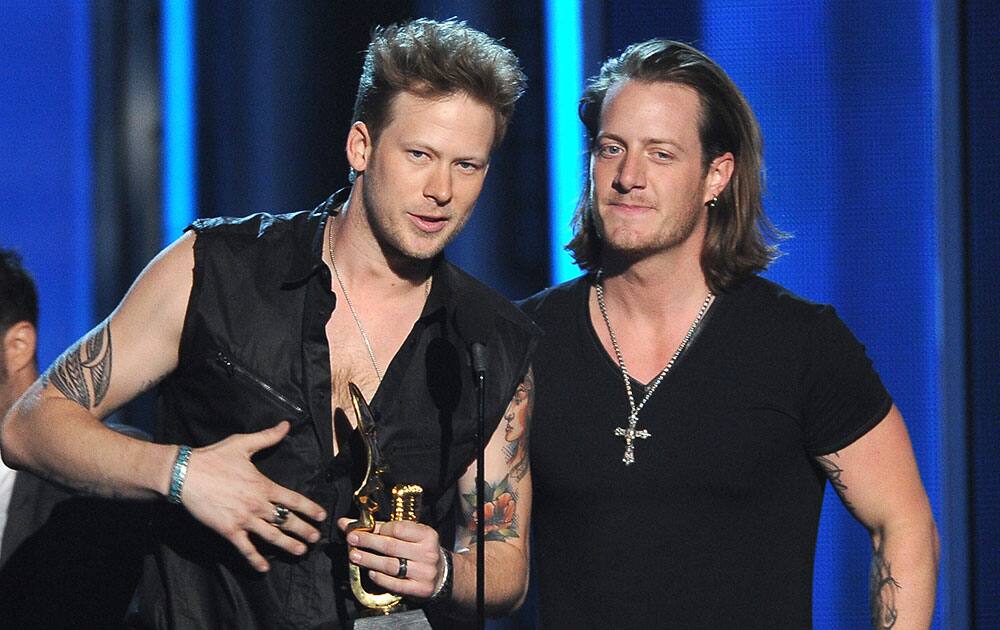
355, 91, 495, 261
590, 80, 717, 260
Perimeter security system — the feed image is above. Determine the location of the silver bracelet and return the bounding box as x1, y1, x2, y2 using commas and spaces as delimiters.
166, 445, 192, 504
428, 546, 453, 603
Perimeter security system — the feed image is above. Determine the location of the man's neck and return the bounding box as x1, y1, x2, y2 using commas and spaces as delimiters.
600, 247, 711, 324
330, 191, 432, 297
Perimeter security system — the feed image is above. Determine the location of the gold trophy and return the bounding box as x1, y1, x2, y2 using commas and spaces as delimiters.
346, 383, 432, 628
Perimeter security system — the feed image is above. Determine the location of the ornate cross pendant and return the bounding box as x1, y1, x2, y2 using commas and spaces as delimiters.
614, 415, 651, 465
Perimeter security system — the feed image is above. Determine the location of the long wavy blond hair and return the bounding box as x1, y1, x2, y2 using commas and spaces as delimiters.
567, 40, 783, 292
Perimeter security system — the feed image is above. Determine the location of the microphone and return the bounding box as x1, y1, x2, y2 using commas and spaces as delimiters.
470, 342, 489, 377
453, 305, 491, 629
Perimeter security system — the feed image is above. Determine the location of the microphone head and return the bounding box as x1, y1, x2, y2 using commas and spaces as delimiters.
470, 342, 489, 375
453, 302, 493, 376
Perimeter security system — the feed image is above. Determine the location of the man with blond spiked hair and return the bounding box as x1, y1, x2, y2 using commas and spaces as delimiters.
3, 19, 537, 628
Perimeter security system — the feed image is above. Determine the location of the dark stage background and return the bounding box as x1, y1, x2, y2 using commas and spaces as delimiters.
2, 1, 997, 628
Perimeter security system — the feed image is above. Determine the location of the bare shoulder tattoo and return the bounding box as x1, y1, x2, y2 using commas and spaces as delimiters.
43, 322, 113, 410
503, 368, 533, 482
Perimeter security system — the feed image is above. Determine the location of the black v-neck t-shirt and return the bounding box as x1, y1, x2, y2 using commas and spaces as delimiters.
519, 274, 891, 629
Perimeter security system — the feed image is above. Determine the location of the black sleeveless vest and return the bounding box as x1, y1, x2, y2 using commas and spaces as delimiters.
134, 197, 538, 629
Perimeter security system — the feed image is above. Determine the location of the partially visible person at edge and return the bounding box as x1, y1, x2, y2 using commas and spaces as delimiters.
519, 40, 938, 629
0, 247, 148, 627
0, 248, 43, 568
1, 18, 538, 628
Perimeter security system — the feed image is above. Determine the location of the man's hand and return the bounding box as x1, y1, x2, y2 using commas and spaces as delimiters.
180, 421, 327, 572
338, 517, 444, 599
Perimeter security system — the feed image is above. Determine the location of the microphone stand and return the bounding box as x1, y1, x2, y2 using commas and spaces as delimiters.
471, 343, 488, 630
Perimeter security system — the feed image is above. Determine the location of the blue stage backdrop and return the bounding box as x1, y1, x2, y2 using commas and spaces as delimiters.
0, 3, 94, 368
967, 0, 1000, 625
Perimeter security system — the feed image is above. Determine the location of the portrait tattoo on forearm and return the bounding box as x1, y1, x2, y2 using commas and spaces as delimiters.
461, 476, 519, 546
43, 322, 112, 410
816, 452, 855, 512
503, 369, 533, 482
870, 537, 901, 629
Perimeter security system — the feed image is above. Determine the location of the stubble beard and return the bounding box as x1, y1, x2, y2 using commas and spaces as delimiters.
359, 166, 472, 265
594, 193, 703, 264
361, 174, 439, 264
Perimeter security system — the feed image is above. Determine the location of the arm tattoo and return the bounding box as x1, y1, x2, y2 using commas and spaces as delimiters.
816, 452, 855, 512
461, 476, 519, 546
870, 537, 901, 628
503, 369, 533, 482
43, 323, 113, 410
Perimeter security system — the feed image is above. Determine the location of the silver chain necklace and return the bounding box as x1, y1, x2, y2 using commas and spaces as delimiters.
328, 220, 383, 382
595, 269, 714, 465
326, 217, 432, 384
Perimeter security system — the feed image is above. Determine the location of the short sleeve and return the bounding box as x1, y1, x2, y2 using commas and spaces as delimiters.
800, 306, 893, 455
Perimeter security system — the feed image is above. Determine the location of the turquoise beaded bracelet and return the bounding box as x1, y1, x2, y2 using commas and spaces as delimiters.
167, 445, 192, 504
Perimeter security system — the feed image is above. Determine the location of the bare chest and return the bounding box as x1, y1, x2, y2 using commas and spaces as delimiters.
325, 302, 418, 453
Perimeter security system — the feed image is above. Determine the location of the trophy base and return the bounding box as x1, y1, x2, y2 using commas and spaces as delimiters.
349, 608, 432, 629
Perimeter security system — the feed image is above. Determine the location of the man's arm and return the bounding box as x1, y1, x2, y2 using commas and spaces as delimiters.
341, 366, 534, 617
450, 365, 533, 614
1, 235, 194, 498
0, 233, 326, 572
815, 405, 939, 629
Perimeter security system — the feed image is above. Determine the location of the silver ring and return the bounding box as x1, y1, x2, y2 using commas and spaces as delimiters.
271, 503, 290, 527
395, 557, 408, 579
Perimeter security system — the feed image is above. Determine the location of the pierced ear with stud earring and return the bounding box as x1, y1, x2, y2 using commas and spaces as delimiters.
706, 195, 719, 209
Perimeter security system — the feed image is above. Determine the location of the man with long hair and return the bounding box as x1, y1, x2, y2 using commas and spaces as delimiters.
520, 40, 938, 628
2, 19, 537, 627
